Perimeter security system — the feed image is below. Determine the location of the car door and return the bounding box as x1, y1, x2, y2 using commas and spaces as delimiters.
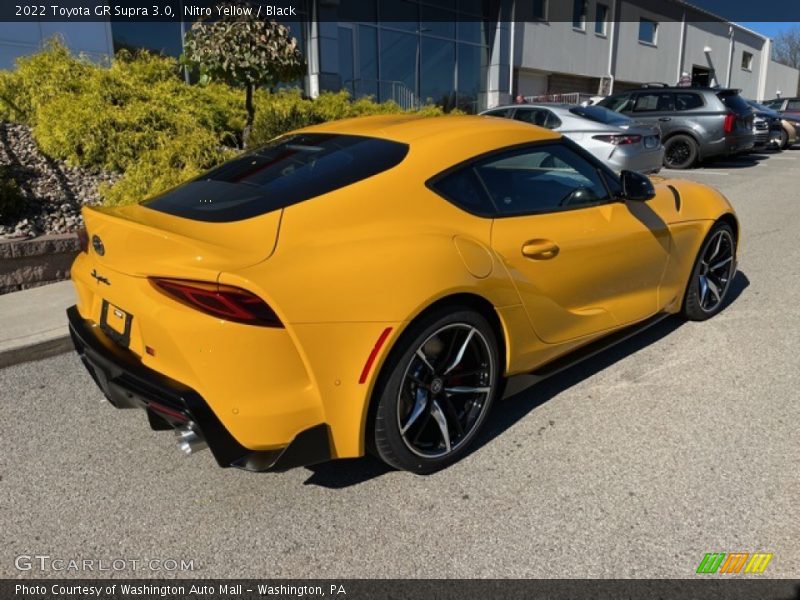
628, 91, 678, 137
484, 141, 671, 343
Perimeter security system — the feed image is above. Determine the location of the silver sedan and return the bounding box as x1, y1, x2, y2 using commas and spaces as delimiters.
480, 104, 664, 174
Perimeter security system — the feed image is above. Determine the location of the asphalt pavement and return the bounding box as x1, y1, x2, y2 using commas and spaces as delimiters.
1, 149, 798, 579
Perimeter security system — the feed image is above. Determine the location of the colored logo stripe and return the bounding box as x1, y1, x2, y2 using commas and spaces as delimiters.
744, 553, 773, 573
697, 552, 773, 574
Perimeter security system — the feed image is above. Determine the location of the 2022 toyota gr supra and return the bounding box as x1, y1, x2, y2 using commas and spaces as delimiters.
67, 115, 739, 474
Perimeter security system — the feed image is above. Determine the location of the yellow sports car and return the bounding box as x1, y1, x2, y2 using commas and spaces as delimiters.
67, 115, 739, 474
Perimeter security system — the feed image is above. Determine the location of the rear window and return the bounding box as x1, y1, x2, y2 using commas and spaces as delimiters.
569, 105, 631, 125
145, 134, 409, 222
717, 91, 751, 114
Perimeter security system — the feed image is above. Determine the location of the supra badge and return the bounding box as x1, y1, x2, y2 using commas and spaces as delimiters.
90, 269, 110, 286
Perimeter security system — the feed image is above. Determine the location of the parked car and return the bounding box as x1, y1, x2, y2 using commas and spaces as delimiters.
761, 97, 800, 146
480, 103, 663, 174
747, 100, 795, 150
597, 86, 755, 169
67, 115, 739, 474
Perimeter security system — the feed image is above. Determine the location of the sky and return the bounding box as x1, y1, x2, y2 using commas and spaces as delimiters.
738, 22, 796, 39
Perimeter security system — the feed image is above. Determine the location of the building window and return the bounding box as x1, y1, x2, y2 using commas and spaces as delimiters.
572, 0, 587, 30
532, 0, 547, 20
595, 4, 608, 36
742, 51, 753, 70
638, 18, 658, 45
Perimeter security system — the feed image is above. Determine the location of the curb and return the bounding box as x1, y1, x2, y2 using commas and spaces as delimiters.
0, 332, 73, 369
0, 280, 76, 369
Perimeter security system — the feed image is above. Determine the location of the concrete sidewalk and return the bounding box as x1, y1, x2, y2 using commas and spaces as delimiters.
0, 280, 75, 368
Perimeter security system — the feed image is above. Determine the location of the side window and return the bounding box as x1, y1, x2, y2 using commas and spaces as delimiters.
675, 93, 704, 111
601, 93, 633, 113
514, 108, 560, 129
483, 108, 512, 118
787, 100, 800, 111
473, 143, 612, 216
430, 167, 495, 216
544, 110, 563, 128
633, 92, 674, 112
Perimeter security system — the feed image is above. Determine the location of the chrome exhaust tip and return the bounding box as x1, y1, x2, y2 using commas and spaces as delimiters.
176, 425, 208, 455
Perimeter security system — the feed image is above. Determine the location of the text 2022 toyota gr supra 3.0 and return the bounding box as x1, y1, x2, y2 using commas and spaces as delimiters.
67, 115, 739, 474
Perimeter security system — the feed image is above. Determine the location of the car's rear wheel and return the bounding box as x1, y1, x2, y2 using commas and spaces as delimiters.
663, 134, 698, 169
372, 308, 500, 474
682, 222, 737, 321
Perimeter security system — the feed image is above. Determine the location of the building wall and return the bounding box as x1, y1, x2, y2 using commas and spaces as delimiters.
725, 28, 764, 99
613, 0, 684, 85
0, 22, 113, 69
765, 60, 800, 101
514, 2, 613, 81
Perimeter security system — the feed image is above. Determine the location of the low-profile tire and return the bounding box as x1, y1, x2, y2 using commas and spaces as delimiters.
371, 307, 501, 474
682, 222, 737, 321
663, 134, 699, 169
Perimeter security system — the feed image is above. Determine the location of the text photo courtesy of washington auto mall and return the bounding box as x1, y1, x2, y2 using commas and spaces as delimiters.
0, 0, 798, 599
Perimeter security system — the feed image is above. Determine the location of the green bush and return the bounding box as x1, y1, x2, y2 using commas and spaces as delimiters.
0, 166, 25, 223
5, 38, 94, 126
0, 39, 457, 206
248, 89, 449, 147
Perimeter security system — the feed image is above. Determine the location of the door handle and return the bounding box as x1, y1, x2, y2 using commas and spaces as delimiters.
521, 239, 560, 260
658, 117, 672, 122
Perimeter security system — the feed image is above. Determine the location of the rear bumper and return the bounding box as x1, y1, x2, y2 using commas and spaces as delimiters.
67, 305, 332, 472
601, 145, 664, 174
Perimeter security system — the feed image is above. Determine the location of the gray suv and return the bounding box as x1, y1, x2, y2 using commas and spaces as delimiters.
597, 86, 754, 169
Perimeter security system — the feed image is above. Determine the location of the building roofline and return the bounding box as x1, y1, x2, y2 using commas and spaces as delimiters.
673, 0, 770, 42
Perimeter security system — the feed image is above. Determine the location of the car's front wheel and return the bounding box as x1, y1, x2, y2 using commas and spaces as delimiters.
371, 308, 500, 474
780, 128, 790, 150
682, 222, 737, 321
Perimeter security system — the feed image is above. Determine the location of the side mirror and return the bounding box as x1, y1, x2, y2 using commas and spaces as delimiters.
620, 170, 656, 201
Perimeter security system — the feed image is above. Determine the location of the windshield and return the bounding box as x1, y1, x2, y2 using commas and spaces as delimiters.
145, 134, 409, 222
569, 105, 632, 125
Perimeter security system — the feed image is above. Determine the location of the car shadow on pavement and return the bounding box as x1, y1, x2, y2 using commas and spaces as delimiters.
703, 152, 771, 169
302, 271, 749, 489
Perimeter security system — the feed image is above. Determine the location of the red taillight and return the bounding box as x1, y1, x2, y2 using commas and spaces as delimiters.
593, 134, 642, 145
76, 227, 89, 253
149, 278, 282, 327
724, 113, 736, 134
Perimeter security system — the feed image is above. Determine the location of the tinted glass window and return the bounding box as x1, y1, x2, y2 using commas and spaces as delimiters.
595, 4, 608, 35
787, 99, 800, 111
718, 92, 752, 113
763, 99, 784, 110
473, 143, 612, 216
638, 18, 658, 44
675, 93, 704, 111
514, 108, 561, 129
431, 168, 495, 216
599, 93, 633, 112
483, 108, 512, 118
569, 105, 631, 125
532, 0, 546, 20
572, 0, 586, 28
633, 92, 674, 112
146, 134, 409, 222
